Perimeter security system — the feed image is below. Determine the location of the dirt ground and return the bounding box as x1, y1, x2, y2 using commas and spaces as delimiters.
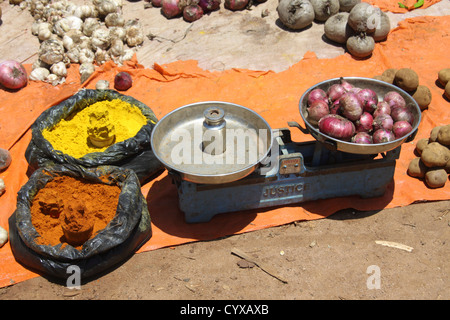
0, 0, 449, 301
1, 200, 449, 300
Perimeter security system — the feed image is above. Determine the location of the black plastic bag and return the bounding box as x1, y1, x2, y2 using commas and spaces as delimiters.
8, 163, 152, 281
25, 89, 163, 185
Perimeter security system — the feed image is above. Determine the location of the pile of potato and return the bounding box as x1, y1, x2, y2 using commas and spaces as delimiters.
438, 68, 450, 100
373, 68, 432, 110
408, 125, 450, 188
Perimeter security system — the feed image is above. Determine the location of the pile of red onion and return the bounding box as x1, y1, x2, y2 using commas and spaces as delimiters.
156, 0, 267, 22
307, 79, 415, 144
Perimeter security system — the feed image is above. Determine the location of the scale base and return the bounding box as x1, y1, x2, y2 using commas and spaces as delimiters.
172, 129, 400, 223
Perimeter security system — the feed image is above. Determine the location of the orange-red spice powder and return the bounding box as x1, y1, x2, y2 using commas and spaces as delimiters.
30, 175, 121, 249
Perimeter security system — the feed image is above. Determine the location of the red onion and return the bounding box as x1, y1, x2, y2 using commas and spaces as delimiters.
161, 0, 183, 18
373, 101, 391, 118
384, 91, 406, 109
225, 0, 248, 10
339, 92, 363, 121
327, 83, 347, 102
340, 78, 353, 92
372, 129, 395, 144
114, 71, 132, 91
152, 0, 163, 7
349, 87, 361, 94
307, 88, 327, 106
356, 88, 378, 114
390, 106, 415, 125
351, 132, 373, 144
0, 60, 28, 90
183, 4, 204, 21
307, 99, 329, 123
373, 114, 393, 131
355, 112, 373, 133
318, 114, 355, 141
392, 120, 413, 139
329, 99, 341, 115
198, 0, 221, 12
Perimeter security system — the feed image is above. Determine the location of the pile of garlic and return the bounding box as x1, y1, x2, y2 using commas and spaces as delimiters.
17, 0, 145, 85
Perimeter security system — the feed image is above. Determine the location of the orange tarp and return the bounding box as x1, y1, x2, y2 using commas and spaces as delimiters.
367, 0, 441, 13
1, 15, 449, 287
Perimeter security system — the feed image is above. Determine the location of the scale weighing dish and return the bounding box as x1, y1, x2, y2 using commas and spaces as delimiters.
151, 101, 272, 185
150, 78, 422, 223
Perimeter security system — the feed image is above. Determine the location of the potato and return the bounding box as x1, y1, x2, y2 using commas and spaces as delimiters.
324, 12, 353, 44
310, 0, 339, 22
429, 126, 442, 142
0, 148, 11, 171
445, 160, 450, 173
381, 68, 397, 84
425, 168, 448, 188
277, 0, 315, 30
438, 68, 450, 86
346, 33, 374, 58
420, 142, 450, 167
372, 11, 390, 42
437, 124, 450, 146
411, 85, 432, 110
407, 157, 427, 178
445, 81, 450, 100
394, 68, 419, 92
339, 0, 361, 12
415, 138, 429, 155
373, 75, 387, 82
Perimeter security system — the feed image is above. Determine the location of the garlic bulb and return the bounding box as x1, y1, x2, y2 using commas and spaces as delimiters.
82, 17, 100, 37
95, 0, 120, 17
94, 48, 110, 65
53, 16, 83, 37
50, 61, 67, 77
96, 79, 110, 90
73, 4, 98, 19
120, 48, 135, 64
105, 13, 124, 27
125, 20, 144, 47
39, 40, 65, 65
79, 62, 95, 75
50, 0, 68, 11
53, 18, 70, 37
109, 38, 124, 57
109, 26, 126, 41
29, 67, 50, 81
79, 48, 95, 64
62, 34, 74, 50
0, 225, 8, 248
38, 22, 53, 41
66, 47, 80, 63
91, 27, 111, 50
45, 73, 63, 86
79, 62, 95, 83
78, 36, 93, 51
32, 59, 51, 70
31, 21, 40, 36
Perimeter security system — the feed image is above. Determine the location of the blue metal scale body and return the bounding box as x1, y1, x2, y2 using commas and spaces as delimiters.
172, 128, 400, 223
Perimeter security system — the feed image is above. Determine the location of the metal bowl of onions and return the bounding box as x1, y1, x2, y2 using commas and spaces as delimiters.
299, 77, 422, 155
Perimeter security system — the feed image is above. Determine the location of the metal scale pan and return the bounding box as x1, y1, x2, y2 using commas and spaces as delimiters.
151, 101, 273, 184
299, 77, 422, 155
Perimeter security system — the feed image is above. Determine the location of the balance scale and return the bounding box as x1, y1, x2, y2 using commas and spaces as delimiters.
150, 78, 421, 223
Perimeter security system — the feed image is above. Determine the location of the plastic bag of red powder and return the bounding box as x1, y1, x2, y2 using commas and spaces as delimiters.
8, 163, 152, 281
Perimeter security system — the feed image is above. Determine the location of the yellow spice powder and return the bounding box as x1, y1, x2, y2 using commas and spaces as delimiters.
43, 99, 148, 158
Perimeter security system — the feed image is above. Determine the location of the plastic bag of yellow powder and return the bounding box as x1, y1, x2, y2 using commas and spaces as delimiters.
25, 89, 163, 185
